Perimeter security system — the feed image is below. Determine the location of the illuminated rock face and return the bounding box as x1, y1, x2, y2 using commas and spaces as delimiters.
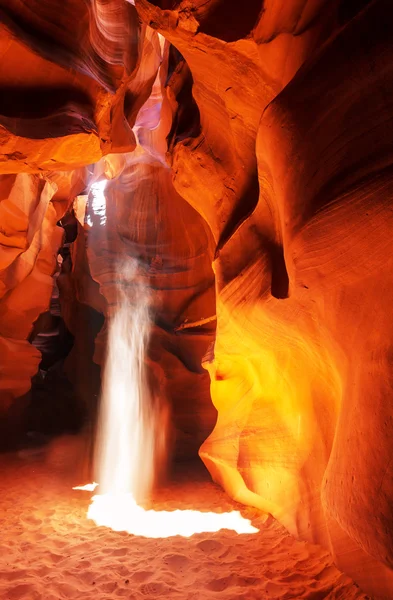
0, 1, 162, 171
1, 0, 393, 597
0, 171, 85, 405
135, 1, 393, 597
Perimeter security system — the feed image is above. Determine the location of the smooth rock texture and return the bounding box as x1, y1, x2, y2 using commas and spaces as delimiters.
134, 1, 393, 597
0, 174, 61, 406
0, 0, 392, 598
0, 0, 165, 171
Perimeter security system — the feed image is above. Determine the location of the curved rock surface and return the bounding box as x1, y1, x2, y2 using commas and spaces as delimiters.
0, 173, 65, 405
0, 0, 164, 171
135, 1, 393, 597
0, 1, 392, 598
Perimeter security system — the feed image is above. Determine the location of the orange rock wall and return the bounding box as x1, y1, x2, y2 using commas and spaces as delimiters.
135, 1, 393, 597
1, 0, 393, 597
0, 172, 77, 406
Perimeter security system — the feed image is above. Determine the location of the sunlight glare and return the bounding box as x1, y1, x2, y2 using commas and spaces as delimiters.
80, 258, 258, 539
73, 482, 99, 492
86, 491, 258, 538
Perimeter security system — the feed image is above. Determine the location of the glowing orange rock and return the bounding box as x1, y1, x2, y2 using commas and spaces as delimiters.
135, 1, 393, 597
1, 1, 393, 598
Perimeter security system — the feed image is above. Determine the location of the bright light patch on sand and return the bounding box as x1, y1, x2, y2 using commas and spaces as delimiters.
86, 493, 258, 538
73, 482, 99, 492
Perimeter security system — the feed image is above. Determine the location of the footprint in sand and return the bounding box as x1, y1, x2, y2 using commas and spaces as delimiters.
51, 539, 67, 549
115, 565, 130, 577
206, 573, 262, 592
7, 583, 39, 600
75, 560, 91, 569
162, 553, 190, 572
265, 581, 285, 597
98, 581, 118, 593
140, 582, 170, 596
131, 570, 154, 582
196, 540, 224, 554
236, 575, 262, 587
47, 552, 64, 564
74, 569, 96, 585
0, 569, 28, 582
111, 548, 127, 557
206, 576, 233, 592
33, 566, 51, 578
22, 515, 42, 527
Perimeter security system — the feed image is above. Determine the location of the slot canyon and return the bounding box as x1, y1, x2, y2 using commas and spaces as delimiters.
0, 1, 392, 599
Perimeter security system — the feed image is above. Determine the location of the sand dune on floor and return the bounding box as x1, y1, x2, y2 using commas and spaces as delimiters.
0, 454, 369, 600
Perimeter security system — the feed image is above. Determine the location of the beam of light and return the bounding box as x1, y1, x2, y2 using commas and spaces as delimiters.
77, 259, 257, 539
94, 263, 158, 502
86, 179, 107, 227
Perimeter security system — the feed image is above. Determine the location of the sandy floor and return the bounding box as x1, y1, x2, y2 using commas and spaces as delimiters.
0, 452, 369, 600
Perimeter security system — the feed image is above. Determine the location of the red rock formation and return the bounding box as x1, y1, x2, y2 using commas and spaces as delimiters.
0, 174, 63, 405
134, 1, 393, 597
1, 0, 393, 597
0, 0, 163, 171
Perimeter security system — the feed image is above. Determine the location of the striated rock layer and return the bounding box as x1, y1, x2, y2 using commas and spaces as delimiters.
1, 0, 393, 598
135, 1, 393, 598
0, 0, 163, 171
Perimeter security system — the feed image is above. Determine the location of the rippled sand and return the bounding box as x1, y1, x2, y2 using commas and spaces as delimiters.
0, 450, 369, 600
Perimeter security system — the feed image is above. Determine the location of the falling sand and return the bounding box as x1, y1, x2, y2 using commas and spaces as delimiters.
0, 448, 369, 600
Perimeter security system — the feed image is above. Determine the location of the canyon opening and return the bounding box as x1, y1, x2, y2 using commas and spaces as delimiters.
0, 1, 392, 599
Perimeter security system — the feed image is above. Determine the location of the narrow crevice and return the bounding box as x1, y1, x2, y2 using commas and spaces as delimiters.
165, 46, 201, 151
216, 166, 260, 256
270, 242, 289, 299
338, 0, 374, 25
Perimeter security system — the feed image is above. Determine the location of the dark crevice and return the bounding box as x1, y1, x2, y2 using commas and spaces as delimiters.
216, 166, 260, 256
0, 86, 93, 120
166, 45, 201, 151
338, 0, 374, 25
26, 210, 84, 438
269, 242, 289, 299
0, 86, 96, 139
146, 0, 179, 8
247, 225, 289, 299
165, 44, 183, 84
197, 0, 264, 42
